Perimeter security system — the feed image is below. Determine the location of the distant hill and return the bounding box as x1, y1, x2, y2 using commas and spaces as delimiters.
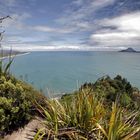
119, 47, 140, 53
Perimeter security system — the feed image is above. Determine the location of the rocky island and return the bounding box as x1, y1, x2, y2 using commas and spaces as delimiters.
119, 47, 140, 53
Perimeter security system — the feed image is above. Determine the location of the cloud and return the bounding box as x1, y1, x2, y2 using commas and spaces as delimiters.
2, 13, 31, 30
33, 25, 75, 33
57, 0, 116, 31
0, 0, 17, 7
33, 26, 55, 32
4, 44, 82, 51
101, 12, 140, 32
1, 0, 140, 51
90, 11, 140, 48
0, 0, 20, 15
2, 13, 74, 34
4, 42, 126, 51
72, 0, 83, 6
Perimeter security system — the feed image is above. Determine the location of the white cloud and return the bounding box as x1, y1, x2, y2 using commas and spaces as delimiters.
16, 0, 115, 35
33, 25, 75, 33
33, 26, 55, 32
2, 0, 139, 51
57, 0, 115, 31
2, 13, 31, 30
90, 12, 140, 48
2, 13, 74, 34
4, 44, 82, 51
101, 12, 140, 32
4, 43, 126, 51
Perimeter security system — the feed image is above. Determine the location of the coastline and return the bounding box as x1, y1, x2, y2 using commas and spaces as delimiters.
0, 52, 30, 60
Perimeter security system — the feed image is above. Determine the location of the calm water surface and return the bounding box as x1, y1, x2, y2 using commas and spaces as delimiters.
9, 51, 140, 96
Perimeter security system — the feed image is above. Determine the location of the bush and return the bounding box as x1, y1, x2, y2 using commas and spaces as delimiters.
0, 75, 31, 134
0, 97, 31, 132
80, 75, 139, 109
35, 91, 140, 140
120, 93, 132, 106
0, 74, 46, 136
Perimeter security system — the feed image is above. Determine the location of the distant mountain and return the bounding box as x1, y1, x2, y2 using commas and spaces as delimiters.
119, 48, 139, 53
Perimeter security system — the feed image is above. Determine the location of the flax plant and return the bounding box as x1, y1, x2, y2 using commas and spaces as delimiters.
96, 102, 140, 140
63, 88, 105, 131
35, 89, 140, 139
36, 99, 82, 139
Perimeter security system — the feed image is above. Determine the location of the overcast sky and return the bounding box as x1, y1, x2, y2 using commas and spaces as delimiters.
0, 0, 140, 51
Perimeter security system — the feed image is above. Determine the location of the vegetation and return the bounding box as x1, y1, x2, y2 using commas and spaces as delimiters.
0, 16, 47, 137
0, 61, 140, 139
0, 15, 139, 140
79, 75, 139, 109
34, 75, 140, 140
0, 73, 47, 136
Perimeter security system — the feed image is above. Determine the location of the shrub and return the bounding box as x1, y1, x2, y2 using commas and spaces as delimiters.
80, 75, 139, 109
120, 93, 132, 106
0, 74, 46, 136
0, 75, 31, 134
35, 91, 140, 140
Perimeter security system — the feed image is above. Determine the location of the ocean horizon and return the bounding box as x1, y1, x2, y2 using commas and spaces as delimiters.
6, 51, 140, 96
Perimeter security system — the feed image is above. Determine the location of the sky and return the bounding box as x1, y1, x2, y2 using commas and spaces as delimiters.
0, 0, 140, 51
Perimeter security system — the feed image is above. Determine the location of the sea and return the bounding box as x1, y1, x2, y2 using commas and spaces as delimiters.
6, 51, 140, 96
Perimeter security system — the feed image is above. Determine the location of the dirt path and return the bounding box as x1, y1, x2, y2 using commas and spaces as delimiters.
3, 118, 43, 140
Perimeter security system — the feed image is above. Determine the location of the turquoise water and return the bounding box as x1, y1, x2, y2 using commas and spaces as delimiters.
9, 51, 140, 95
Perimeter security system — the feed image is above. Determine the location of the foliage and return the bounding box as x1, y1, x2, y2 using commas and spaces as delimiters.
0, 16, 47, 137
0, 75, 30, 134
35, 89, 140, 140
80, 75, 139, 109
0, 74, 47, 136
96, 102, 140, 140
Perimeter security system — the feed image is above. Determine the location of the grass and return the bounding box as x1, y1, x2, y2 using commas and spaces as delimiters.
34, 88, 140, 140
0, 50, 139, 139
